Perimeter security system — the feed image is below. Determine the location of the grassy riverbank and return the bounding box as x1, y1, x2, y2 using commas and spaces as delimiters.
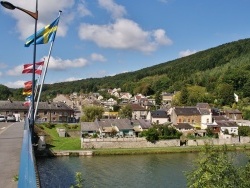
35, 124, 81, 150
35, 124, 250, 156
91, 144, 250, 156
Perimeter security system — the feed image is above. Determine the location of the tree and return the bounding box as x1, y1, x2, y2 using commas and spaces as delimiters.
70, 172, 84, 188
81, 105, 104, 122
0, 84, 11, 100
145, 127, 159, 143
180, 86, 188, 105
186, 144, 241, 188
154, 91, 162, 107
118, 105, 132, 119
238, 126, 250, 136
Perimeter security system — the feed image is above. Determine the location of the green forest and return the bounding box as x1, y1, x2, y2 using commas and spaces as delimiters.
1, 38, 250, 111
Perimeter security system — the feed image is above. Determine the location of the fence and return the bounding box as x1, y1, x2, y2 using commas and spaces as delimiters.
18, 119, 40, 188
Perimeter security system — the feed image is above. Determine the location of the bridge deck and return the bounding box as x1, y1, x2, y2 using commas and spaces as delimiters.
0, 122, 24, 188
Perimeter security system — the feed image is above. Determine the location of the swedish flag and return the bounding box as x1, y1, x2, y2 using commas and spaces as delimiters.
25, 17, 60, 47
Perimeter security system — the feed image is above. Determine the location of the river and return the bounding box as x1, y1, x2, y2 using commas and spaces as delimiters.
36, 152, 248, 188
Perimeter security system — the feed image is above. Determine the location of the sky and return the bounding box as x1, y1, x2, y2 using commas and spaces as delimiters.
0, 0, 250, 89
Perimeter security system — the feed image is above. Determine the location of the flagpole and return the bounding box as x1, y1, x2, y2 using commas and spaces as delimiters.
34, 10, 62, 117
30, 0, 38, 144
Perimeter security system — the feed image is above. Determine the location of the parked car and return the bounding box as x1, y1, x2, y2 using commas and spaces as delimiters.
0, 115, 6, 122
6, 115, 16, 122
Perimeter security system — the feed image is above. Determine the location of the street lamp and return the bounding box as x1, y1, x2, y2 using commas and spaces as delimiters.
1, 1, 38, 143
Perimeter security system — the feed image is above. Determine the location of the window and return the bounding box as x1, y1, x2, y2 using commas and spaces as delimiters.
206, 118, 209, 123
179, 119, 181, 123
44, 111, 48, 115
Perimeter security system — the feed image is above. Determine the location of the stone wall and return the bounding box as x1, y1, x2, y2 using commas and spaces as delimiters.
81, 138, 180, 149
187, 137, 250, 146
81, 136, 250, 149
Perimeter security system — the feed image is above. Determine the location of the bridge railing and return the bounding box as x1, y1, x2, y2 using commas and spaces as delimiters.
18, 119, 40, 188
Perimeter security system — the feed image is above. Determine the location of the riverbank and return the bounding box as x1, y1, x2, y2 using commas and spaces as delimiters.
37, 143, 250, 157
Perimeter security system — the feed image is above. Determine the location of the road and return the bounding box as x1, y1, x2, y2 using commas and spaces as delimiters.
0, 122, 24, 188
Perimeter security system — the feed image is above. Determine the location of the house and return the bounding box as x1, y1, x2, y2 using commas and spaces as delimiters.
173, 123, 194, 135
224, 109, 243, 120
140, 98, 154, 110
0, 100, 74, 122
197, 103, 212, 129
147, 109, 169, 124
207, 120, 239, 136
171, 107, 201, 128
80, 118, 152, 138
129, 103, 148, 119
97, 119, 134, 137
132, 119, 152, 136
81, 122, 99, 137
162, 92, 173, 106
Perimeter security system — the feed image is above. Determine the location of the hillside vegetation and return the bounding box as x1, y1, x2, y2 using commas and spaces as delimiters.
2, 38, 250, 108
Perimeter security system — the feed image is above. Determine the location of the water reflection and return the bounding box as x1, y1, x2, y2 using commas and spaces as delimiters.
37, 152, 248, 188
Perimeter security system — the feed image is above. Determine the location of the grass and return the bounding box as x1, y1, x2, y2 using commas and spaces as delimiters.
35, 123, 250, 155
35, 124, 81, 150
91, 144, 250, 156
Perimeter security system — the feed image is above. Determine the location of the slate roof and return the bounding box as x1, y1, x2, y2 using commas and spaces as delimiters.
174, 123, 194, 129
174, 107, 200, 115
133, 119, 152, 129
215, 121, 238, 127
0, 101, 73, 111
225, 109, 242, 114
97, 119, 134, 130
81, 122, 99, 132
213, 116, 228, 121
129, 104, 147, 111
151, 110, 169, 118
199, 108, 210, 115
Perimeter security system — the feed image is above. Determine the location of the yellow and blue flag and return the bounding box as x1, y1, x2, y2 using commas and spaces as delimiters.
25, 17, 60, 47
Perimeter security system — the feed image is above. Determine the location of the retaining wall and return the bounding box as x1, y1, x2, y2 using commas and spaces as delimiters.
81, 138, 180, 149
81, 137, 250, 149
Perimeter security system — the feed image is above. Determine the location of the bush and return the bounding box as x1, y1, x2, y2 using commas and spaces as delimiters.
45, 123, 55, 129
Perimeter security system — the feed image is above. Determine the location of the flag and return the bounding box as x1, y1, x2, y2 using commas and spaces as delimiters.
22, 68, 43, 75
24, 81, 32, 89
25, 17, 60, 47
23, 101, 30, 107
25, 95, 32, 101
23, 61, 44, 69
22, 61, 44, 75
23, 88, 32, 96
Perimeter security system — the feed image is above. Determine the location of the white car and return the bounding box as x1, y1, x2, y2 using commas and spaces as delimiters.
6, 115, 16, 122
0, 115, 6, 122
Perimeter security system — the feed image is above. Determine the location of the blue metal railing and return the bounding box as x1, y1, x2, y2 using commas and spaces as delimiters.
18, 119, 40, 188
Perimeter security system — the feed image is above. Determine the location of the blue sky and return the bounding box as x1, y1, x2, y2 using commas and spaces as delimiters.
0, 0, 250, 89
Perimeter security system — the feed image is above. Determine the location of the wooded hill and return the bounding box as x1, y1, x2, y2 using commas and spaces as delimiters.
2, 38, 250, 107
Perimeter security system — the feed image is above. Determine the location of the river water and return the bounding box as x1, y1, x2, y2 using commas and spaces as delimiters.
36, 152, 248, 188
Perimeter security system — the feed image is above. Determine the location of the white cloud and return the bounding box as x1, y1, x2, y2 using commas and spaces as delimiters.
2, 0, 75, 40
77, 2, 92, 17
79, 18, 172, 53
98, 0, 126, 19
179, 49, 197, 57
44, 56, 89, 70
6, 65, 23, 76
5, 80, 27, 88
90, 53, 107, 62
